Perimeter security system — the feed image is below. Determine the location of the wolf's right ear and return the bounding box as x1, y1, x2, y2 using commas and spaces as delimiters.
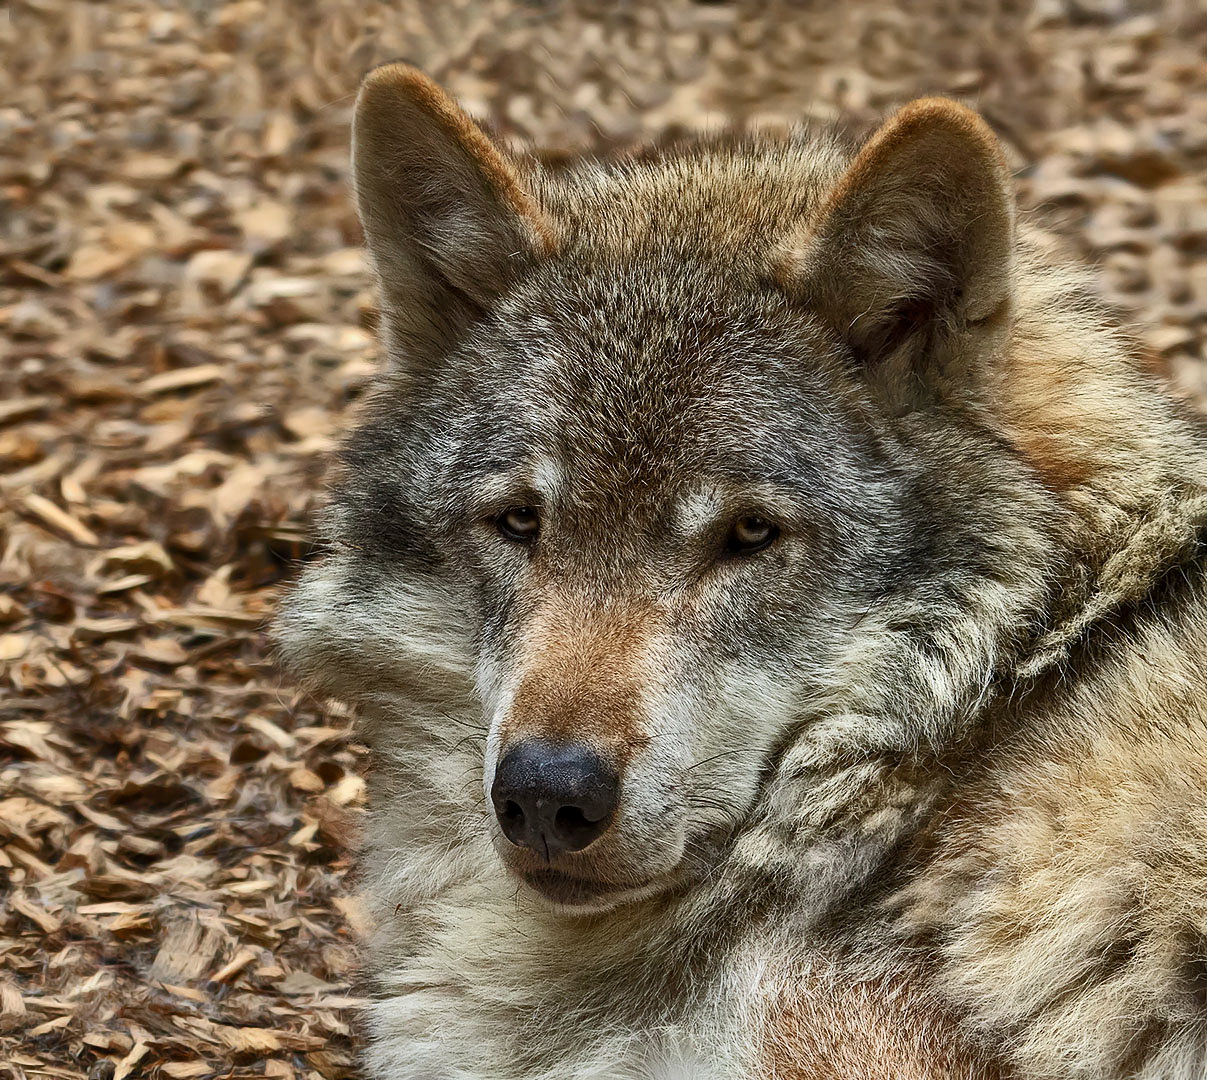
782, 98, 1015, 388
353, 64, 555, 366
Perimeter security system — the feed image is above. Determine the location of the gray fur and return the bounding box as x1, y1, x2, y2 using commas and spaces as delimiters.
276, 66, 1207, 1079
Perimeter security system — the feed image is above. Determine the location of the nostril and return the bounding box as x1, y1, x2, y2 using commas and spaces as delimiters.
551, 803, 610, 850
502, 800, 524, 824
491, 739, 620, 858
554, 805, 593, 832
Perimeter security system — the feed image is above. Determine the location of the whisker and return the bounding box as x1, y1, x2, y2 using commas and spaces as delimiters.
686, 747, 767, 772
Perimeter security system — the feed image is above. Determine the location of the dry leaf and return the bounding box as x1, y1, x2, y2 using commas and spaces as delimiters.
90, 540, 176, 579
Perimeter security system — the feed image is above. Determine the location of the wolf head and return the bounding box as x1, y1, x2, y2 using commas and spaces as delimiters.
278, 65, 1063, 914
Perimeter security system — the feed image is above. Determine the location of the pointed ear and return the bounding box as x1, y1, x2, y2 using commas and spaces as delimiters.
784, 99, 1015, 381
352, 63, 555, 366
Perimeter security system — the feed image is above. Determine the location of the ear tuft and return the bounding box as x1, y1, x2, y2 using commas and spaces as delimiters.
785, 97, 1016, 376
353, 63, 555, 367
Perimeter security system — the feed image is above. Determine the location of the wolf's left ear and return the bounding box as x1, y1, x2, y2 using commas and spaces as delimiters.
353, 63, 555, 366
784, 99, 1015, 380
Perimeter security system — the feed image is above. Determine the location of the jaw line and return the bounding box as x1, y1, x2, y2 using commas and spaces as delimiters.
509, 859, 686, 916
524, 873, 673, 917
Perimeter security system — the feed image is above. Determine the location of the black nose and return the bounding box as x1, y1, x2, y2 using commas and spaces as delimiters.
491, 739, 619, 859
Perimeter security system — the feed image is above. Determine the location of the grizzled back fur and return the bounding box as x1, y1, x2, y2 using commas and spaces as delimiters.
278, 64, 1207, 1080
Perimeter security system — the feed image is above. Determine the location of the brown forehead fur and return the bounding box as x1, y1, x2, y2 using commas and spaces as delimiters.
532, 133, 849, 268
524, 103, 1194, 511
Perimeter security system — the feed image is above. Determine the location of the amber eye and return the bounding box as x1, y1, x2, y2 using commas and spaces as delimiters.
728, 515, 779, 555
497, 506, 540, 543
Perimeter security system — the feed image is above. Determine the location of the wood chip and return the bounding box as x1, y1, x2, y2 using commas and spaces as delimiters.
0, 397, 51, 426
18, 493, 99, 546
150, 913, 224, 984
139, 364, 227, 395
0, 979, 27, 1030
162, 1063, 211, 1079
113, 1041, 150, 1080
27, 1014, 73, 1037
0, 634, 29, 663
211, 946, 258, 984
90, 540, 175, 579
9, 891, 63, 935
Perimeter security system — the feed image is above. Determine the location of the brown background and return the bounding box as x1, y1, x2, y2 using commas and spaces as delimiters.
1, 2, 1205, 1077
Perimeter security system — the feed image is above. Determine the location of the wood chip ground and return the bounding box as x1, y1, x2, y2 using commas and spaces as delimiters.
2, 1, 1205, 1078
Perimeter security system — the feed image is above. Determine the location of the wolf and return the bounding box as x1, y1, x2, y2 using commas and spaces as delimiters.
276, 63, 1207, 1079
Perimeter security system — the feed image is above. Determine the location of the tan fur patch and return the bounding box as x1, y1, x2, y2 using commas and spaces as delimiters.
502, 597, 659, 759
764, 972, 1005, 1080
991, 236, 1196, 502
1006, 423, 1098, 493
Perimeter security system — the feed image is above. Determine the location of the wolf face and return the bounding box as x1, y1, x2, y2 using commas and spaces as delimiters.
278, 66, 1056, 914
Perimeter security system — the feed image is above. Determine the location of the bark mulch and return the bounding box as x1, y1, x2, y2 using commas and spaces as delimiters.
2, 2, 1205, 1078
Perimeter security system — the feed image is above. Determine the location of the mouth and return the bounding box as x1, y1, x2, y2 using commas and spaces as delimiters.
521, 868, 655, 910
